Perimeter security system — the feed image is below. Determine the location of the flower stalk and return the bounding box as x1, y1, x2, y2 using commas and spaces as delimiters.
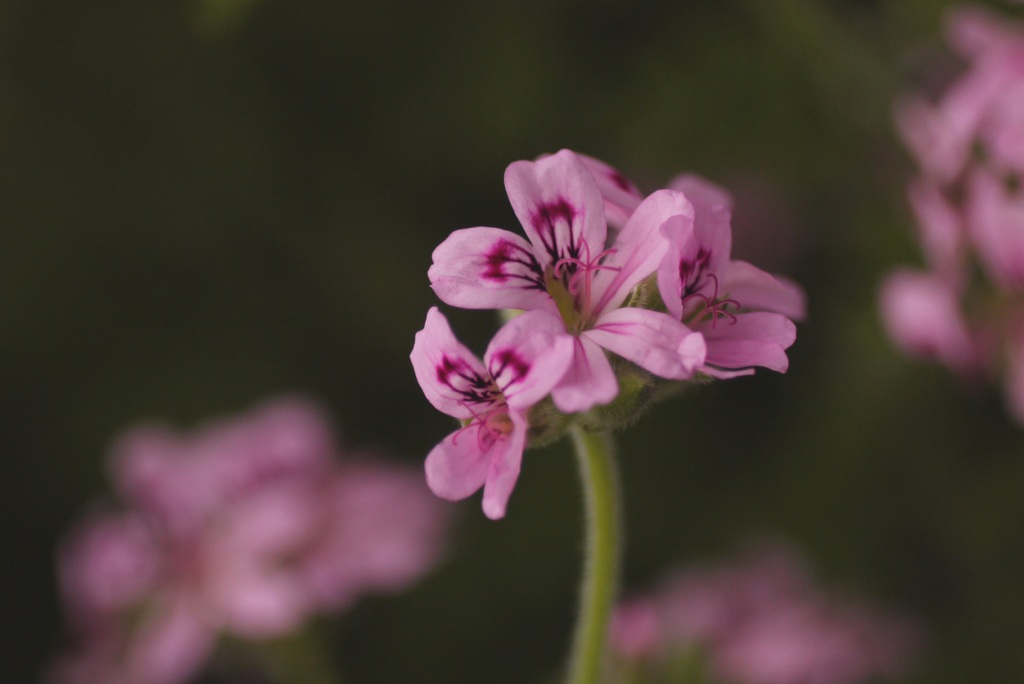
567, 424, 621, 684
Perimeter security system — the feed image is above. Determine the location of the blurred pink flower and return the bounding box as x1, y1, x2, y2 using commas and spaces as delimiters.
879, 269, 979, 373
51, 397, 449, 684
610, 546, 921, 684
896, 5, 1024, 183
885, 5, 1024, 425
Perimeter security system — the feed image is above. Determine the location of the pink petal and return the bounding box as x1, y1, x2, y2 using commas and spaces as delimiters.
302, 463, 448, 607
58, 512, 159, 623
211, 563, 309, 638
109, 427, 227, 538
610, 598, 664, 660
424, 423, 496, 502
939, 52, 1014, 161
656, 218, 690, 320
586, 307, 705, 380
428, 227, 555, 312
668, 173, 733, 274
966, 167, 1024, 289
654, 188, 734, 321
893, 96, 971, 184
481, 411, 528, 520
879, 269, 977, 372
946, 5, 1018, 57
505, 149, 607, 272
721, 260, 807, 320
907, 179, 964, 280
985, 80, 1024, 174
592, 189, 693, 316
410, 307, 493, 420
700, 312, 796, 375
484, 310, 574, 408
577, 153, 644, 229
668, 172, 734, 211
550, 336, 619, 413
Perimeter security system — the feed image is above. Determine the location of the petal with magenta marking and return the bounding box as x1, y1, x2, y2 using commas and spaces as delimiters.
429, 227, 555, 312
411, 308, 495, 419
577, 153, 644, 229
484, 310, 573, 408
505, 149, 607, 272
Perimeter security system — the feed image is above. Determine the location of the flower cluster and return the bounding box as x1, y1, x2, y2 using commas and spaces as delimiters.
412, 150, 805, 518
51, 397, 448, 684
609, 546, 921, 684
883, 5, 1024, 423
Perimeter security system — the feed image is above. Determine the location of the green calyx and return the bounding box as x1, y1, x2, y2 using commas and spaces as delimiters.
526, 363, 702, 448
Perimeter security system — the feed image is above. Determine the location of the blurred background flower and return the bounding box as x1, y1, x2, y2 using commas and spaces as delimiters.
49, 397, 449, 684
6, 1, 1024, 682
610, 543, 921, 684
883, 4, 1024, 425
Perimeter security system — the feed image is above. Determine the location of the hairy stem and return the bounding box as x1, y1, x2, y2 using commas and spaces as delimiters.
567, 424, 622, 684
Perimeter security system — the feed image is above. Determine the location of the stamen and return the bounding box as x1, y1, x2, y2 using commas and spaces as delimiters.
679, 273, 741, 328
552, 238, 620, 309
452, 400, 511, 450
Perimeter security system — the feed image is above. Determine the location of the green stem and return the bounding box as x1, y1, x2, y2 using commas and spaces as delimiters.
567, 424, 622, 684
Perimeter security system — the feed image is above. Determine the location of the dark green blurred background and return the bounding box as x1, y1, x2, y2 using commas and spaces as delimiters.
5, 0, 1024, 681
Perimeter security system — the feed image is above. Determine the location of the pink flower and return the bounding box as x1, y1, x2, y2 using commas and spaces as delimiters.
896, 5, 1024, 183
52, 397, 448, 684
966, 167, 1024, 290
576, 152, 645, 231
655, 174, 806, 378
428, 149, 706, 413
879, 269, 979, 374
608, 598, 663, 660
571, 156, 806, 379
610, 546, 921, 684
411, 307, 573, 519
884, 6, 1024, 427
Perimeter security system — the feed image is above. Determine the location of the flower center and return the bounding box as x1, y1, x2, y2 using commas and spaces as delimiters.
454, 401, 514, 451
547, 237, 619, 332
681, 272, 740, 328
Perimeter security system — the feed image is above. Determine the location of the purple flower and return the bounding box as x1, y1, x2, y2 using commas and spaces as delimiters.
428, 149, 706, 413
411, 307, 573, 519
610, 546, 922, 684
51, 398, 448, 684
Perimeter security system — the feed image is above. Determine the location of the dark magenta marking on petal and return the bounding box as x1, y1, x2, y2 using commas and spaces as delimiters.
609, 170, 635, 193
679, 247, 713, 298
530, 196, 582, 265
437, 355, 500, 405
489, 348, 530, 391
482, 239, 546, 290
484, 241, 515, 281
